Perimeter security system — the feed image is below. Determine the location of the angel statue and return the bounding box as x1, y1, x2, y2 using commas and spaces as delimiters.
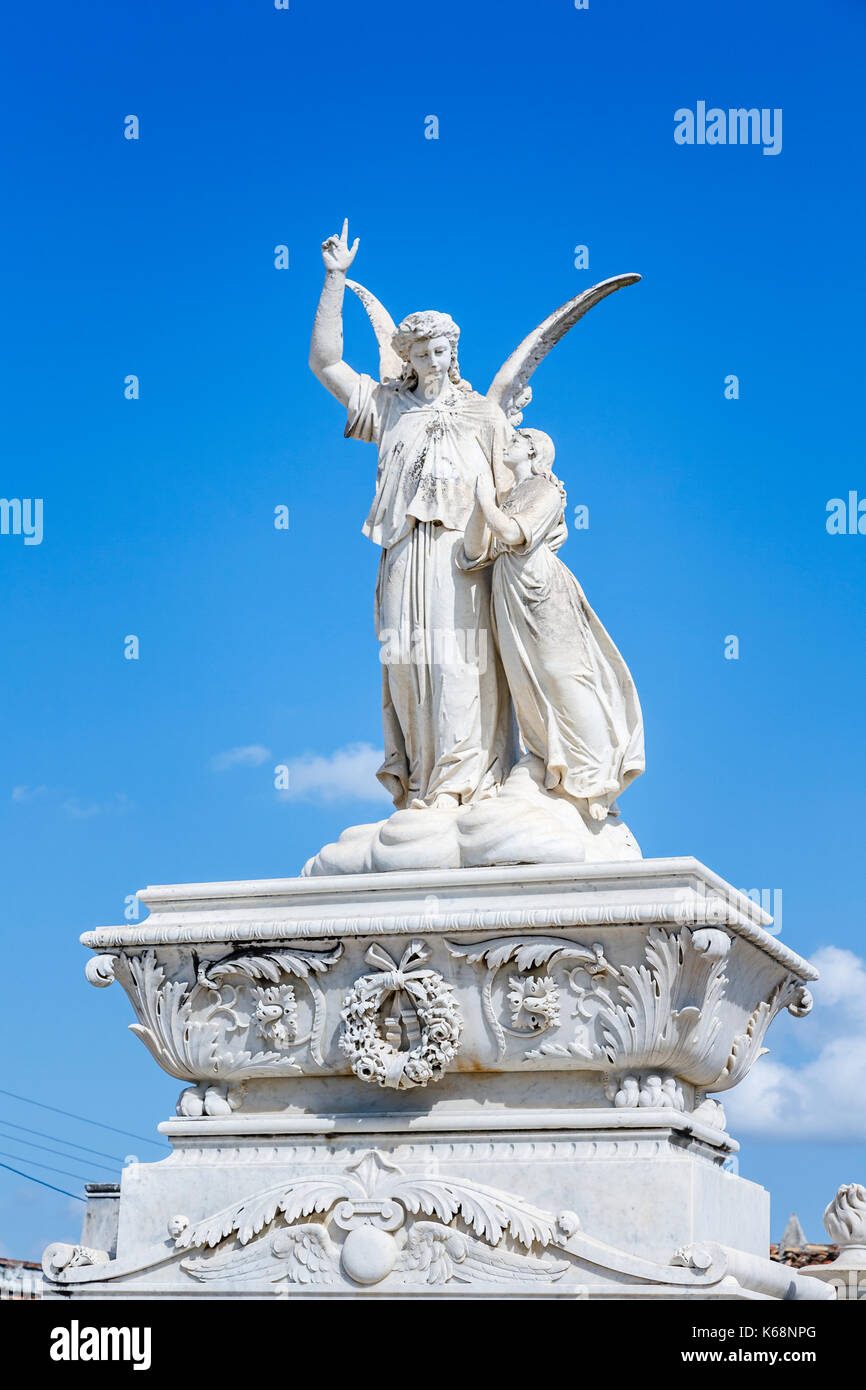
305, 219, 643, 876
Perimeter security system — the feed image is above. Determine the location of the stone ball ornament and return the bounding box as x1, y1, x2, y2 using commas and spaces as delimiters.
333, 1192, 404, 1286
339, 1227, 400, 1286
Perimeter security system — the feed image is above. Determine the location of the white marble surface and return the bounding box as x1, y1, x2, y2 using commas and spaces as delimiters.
44, 1126, 830, 1299
41, 859, 830, 1300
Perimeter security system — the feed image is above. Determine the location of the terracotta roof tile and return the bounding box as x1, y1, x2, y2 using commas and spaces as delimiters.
770, 1243, 839, 1267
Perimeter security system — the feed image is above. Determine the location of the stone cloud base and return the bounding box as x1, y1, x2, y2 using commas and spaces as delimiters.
43, 859, 832, 1300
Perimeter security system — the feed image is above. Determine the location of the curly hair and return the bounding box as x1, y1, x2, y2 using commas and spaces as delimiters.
391, 310, 471, 391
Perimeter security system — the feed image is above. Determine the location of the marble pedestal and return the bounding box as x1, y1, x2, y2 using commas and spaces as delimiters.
43, 859, 831, 1300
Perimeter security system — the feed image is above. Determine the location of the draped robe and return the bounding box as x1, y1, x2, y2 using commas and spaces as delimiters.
345, 373, 515, 807
459, 474, 644, 806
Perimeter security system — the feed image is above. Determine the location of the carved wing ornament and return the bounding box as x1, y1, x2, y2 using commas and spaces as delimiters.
45, 1136, 827, 1298
175, 1150, 573, 1290
165, 1149, 742, 1294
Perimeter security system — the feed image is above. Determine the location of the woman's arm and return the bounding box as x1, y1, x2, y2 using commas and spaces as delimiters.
474, 471, 523, 547
309, 220, 362, 407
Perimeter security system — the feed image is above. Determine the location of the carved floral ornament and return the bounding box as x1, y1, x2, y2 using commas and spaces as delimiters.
85, 924, 812, 1102
84, 942, 343, 1088
338, 940, 462, 1089
446, 925, 813, 1091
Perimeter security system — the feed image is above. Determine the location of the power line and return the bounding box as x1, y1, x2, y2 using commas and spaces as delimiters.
0, 1148, 93, 1185
0, 1129, 119, 1176
0, 1117, 123, 1164
0, 1160, 85, 1203
0, 1088, 167, 1149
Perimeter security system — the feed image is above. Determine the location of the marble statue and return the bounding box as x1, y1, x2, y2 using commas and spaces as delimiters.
45, 222, 830, 1304
307, 221, 645, 875
308, 219, 647, 867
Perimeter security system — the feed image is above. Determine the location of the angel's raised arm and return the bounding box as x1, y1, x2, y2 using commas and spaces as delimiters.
309, 220, 363, 407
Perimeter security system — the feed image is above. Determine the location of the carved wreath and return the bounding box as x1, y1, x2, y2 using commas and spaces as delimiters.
339, 941, 462, 1089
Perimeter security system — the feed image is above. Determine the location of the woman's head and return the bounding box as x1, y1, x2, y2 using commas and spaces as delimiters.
506, 428, 556, 476
392, 310, 469, 390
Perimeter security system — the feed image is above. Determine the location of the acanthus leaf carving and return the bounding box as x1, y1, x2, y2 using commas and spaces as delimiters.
176, 1175, 363, 1251
104, 941, 343, 1086
176, 1149, 570, 1291
596, 927, 730, 1083
449, 929, 733, 1086
387, 1175, 559, 1248
708, 973, 802, 1093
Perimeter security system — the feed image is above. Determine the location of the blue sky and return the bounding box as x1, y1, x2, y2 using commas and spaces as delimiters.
1, 0, 864, 1258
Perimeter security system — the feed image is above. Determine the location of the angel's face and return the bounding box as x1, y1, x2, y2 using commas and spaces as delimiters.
407, 335, 452, 391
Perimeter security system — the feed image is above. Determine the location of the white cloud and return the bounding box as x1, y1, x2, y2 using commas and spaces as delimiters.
61, 797, 104, 819
725, 946, 866, 1140
276, 742, 390, 805
11, 786, 134, 817
62, 793, 135, 819
11, 784, 49, 802
210, 744, 272, 772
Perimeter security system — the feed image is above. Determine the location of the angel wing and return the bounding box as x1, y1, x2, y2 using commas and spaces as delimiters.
271, 1224, 338, 1284
397, 1221, 570, 1287
181, 1223, 338, 1288
455, 1237, 570, 1285
345, 279, 404, 382
487, 273, 641, 425
399, 1221, 466, 1285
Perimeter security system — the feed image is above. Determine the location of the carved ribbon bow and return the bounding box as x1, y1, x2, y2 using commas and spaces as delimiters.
363, 940, 432, 996
360, 941, 434, 1084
